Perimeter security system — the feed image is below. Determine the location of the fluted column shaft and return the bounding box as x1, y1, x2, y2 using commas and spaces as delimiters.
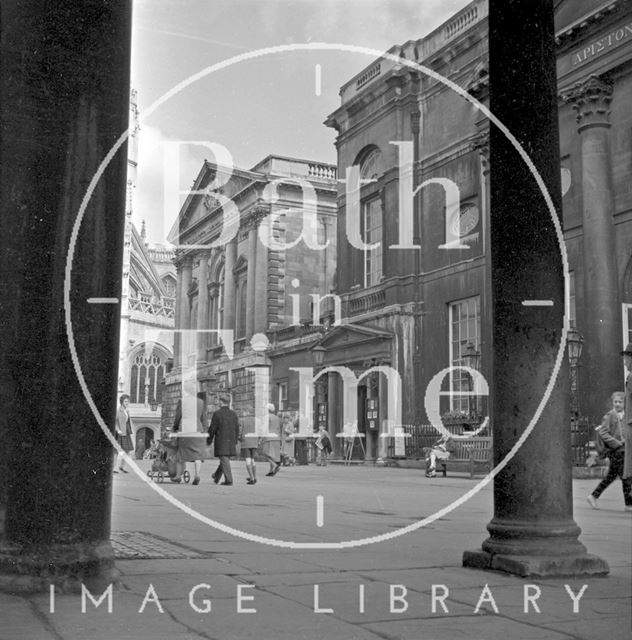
565, 75, 620, 425
245, 226, 257, 339
254, 220, 269, 334
179, 256, 193, 365
173, 259, 184, 367
223, 239, 236, 332
196, 250, 211, 361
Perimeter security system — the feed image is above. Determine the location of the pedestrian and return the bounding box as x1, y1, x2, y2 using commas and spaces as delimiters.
281, 414, 296, 465
315, 426, 333, 466
171, 389, 208, 485
207, 394, 240, 486
114, 394, 134, 473
587, 391, 632, 511
260, 403, 282, 477
240, 412, 259, 485
621, 343, 632, 487
423, 433, 455, 478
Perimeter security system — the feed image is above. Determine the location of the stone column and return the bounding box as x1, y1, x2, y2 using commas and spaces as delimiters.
462, 0, 607, 577
196, 251, 211, 362
327, 373, 339, 457
179, 256, 193, 366
173, 258, 184, 367
245, 221, 258, 340
0, 1, 132, 591
254, 214, 269, 335
563, 75, 620, 425
223, 239, 237, 332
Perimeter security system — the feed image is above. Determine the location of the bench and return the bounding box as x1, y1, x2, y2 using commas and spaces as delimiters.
439, 436, 493, 478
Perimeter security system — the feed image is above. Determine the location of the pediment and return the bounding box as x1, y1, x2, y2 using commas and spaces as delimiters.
317, 323, 393, 350
169, 162, 259, 243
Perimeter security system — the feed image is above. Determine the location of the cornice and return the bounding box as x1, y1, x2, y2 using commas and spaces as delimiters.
555, 1, 622, 48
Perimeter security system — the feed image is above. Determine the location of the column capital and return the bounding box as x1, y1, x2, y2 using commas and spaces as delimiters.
471, 129, 490, 174
242, 207, 268, 231
174, 251, 193, 270
196, 247, 212, 265
562, 74, 613, 131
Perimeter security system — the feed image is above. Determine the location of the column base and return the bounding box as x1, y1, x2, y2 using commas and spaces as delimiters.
463, 549, 609, 577
0, 540, 120, 594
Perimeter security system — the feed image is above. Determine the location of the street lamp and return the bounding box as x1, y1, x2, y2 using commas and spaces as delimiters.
462, 342, 481, 370
312, 344, 326, 367
150, 398, 158, 411
567, 327, 584, 416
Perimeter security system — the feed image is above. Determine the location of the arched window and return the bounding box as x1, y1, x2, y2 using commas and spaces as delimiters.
129, 346, 169, 404
162, 274, 176, 299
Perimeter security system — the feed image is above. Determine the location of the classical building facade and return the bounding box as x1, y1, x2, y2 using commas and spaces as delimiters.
315, 0, 632, 461
163, 155, 337, 431
163, 0, 632, 461
117, 90, 175, 457
322, 0, 491, 462
556, 0, 632, 424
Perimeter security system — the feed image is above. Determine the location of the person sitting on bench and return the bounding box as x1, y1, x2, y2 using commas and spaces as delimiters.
424, 433, 455, 478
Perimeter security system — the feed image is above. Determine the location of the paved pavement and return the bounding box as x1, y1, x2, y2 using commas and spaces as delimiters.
2, 460, 631, 640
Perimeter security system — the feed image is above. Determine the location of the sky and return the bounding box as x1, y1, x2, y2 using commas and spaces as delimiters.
130, 0, 472, 244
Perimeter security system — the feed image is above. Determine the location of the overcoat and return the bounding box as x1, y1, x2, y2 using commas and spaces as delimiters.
208, 406, 239, 457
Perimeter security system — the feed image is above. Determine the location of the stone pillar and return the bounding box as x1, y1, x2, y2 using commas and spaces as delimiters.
173, 258, 184, 367
327, 373, 339, 456
563, 75, 620, 425
254, 216, 269, 335
0, 1, 132, 591
196, 251, 211, 362
462, 0, 608, 577
223, 239, 237, 332
179, 256, 193, 365
245, 223, 258, 340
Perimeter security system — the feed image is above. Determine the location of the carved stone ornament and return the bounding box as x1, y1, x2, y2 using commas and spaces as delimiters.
242, 207, 269, 231
562, 74, 613, 130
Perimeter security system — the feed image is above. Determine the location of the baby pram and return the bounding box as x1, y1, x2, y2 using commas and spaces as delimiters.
146, 438, 190, 483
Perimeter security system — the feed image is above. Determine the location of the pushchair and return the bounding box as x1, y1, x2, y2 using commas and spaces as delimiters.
146, 438, 190, 483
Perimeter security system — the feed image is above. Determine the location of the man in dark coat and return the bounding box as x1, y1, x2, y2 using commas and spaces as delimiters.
207, 394, 239, 486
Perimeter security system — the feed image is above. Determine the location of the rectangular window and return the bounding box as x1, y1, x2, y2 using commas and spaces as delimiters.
363, 197, 382, 288
449, 296, 481, 413
277, 382, 288, 411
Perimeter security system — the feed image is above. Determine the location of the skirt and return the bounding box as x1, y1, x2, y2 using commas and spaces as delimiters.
117, 433, 134, 453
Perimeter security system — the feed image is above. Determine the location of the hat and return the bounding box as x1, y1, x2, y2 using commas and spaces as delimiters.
621, 343, 632, 356
218, 394, 231, 405
267, 403, 275, 412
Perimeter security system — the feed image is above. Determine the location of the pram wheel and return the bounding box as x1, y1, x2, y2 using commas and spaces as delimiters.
183, 470, 190, 484
147, 470, 153, 479
157, 472, 164, 483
